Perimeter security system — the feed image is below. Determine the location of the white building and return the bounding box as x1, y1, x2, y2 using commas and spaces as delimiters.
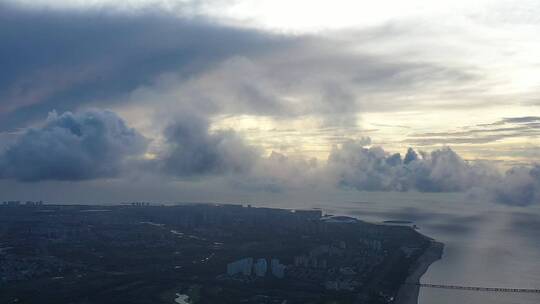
253, 258, 268, 277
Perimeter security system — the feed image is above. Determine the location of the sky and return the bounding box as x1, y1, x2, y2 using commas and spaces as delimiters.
0, 0, 539, 205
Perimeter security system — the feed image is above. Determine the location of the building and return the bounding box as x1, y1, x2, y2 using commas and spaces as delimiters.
271, 259, 286, 278
227, 258, 253, 276
253, 258, 268, 277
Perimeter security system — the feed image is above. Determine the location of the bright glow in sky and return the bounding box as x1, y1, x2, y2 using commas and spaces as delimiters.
217, 0, 494, 31
12, 0, 538, 31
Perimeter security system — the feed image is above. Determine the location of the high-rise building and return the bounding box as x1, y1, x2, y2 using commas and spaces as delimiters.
226, 257, 253, 276
271, 259, 286, 278
253, 258, 268, 277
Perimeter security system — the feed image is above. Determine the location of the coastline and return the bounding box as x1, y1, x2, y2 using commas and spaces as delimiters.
394, 241, 444, 304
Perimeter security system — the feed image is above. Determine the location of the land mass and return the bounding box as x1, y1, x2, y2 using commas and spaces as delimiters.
394, 241, 444, 304
0, 202, 442, 304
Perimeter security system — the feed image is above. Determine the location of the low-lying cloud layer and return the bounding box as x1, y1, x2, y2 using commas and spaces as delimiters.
494, 165, 540, 206
0, 110, 147, 181
327, 141, 540, 205
1, 109, 538, 206
328, 143, 493, 192
162, 115, 258, 177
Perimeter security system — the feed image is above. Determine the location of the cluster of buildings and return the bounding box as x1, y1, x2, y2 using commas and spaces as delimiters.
130, 202, 152, 207
293, 243, 347, 269
226, 258, 286, 279
2, 201, 43, 206
287, 237, 388, 291
224, 237, 388, 292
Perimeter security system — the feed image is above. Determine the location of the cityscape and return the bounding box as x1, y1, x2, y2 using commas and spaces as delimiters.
1, 0, 540, 303
0, 202, 439, 303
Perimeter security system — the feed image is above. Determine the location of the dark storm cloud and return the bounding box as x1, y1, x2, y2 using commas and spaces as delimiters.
0, 109, 147, 181
119, 23, 484, 128
0, 2, 288, 130
161, 115, 258, 177
0, 2, 488, 133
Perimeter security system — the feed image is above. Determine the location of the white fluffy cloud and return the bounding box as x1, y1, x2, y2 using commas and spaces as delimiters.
326, 140, 499, 192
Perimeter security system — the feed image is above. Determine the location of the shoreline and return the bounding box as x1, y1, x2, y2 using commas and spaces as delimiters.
394, 240, 444, 304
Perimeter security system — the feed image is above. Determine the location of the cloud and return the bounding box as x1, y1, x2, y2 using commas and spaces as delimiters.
158, 114, 327, 190
501, 116, 540, 124
476, 116, 540, 127
0, 2, 289, 130
327, 140, 400, 191
160, 128, 540, 206
494, 165, 540, 206
414, 148, 498, 192
327, 140, 501, 193
403, 147, 418, 164
0, 1, 539, 209
230, 151, 324, 193
161, 114, 258, 177
1, 1, 512, 136
141, 36, 483, 129
0, 109, 147, 181
0, 109, 538, 206
4, 2, 482, 132
407, 116, 540, 146
325, 139, 540, 205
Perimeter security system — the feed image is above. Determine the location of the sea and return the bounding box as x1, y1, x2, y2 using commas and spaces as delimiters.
262, 190, 540, 304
